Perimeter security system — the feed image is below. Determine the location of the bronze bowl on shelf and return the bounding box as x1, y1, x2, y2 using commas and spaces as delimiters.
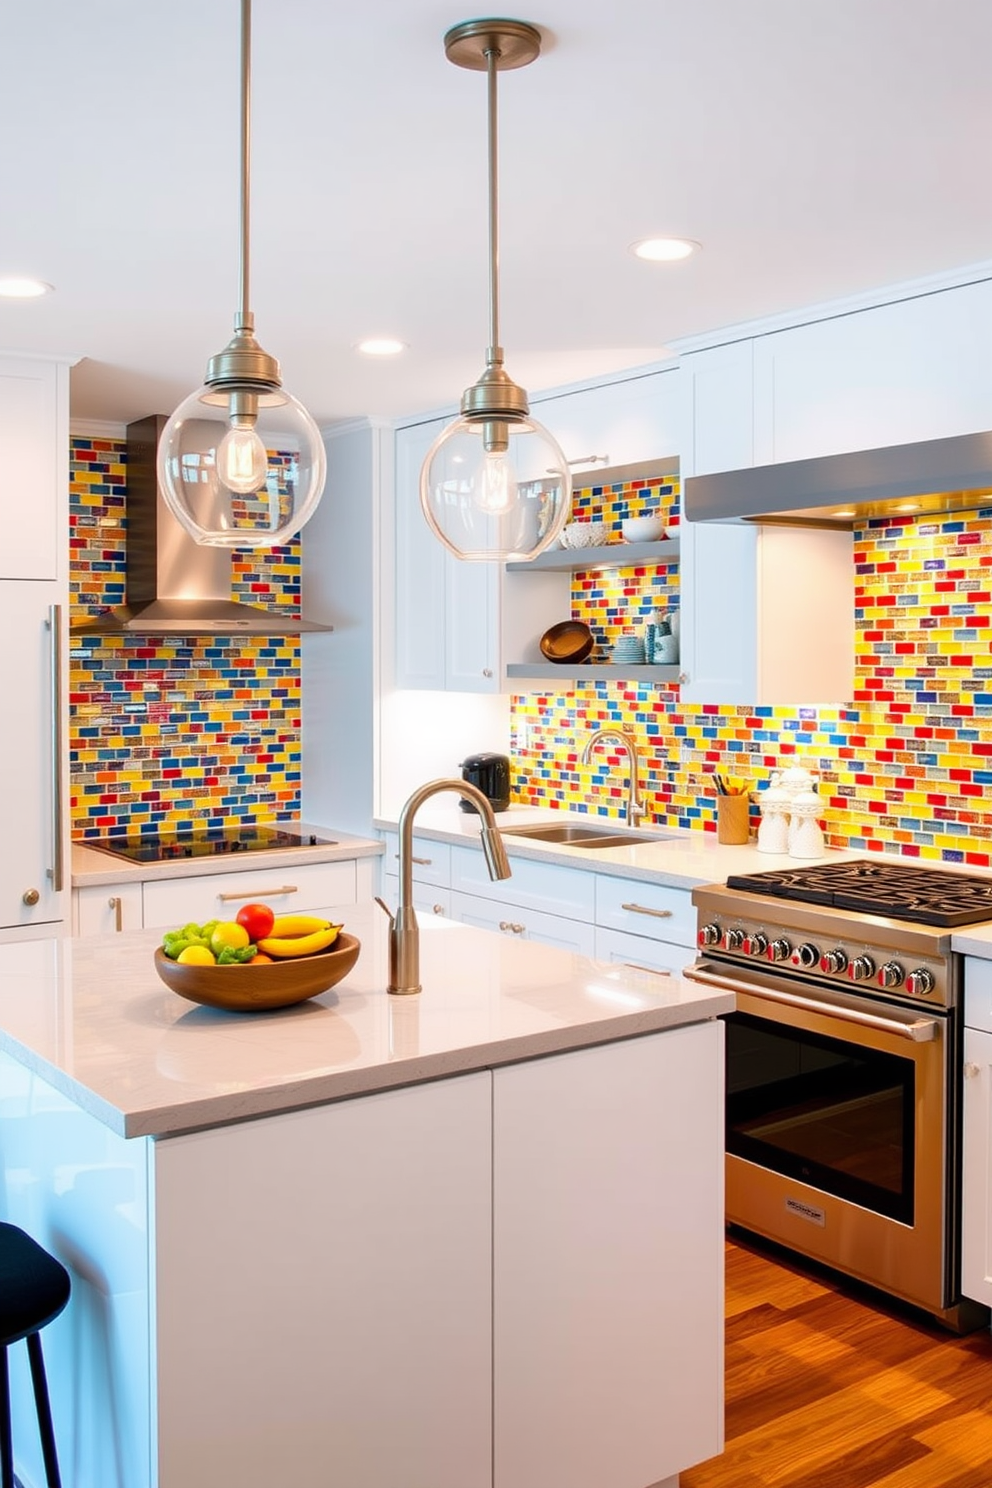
153, 933, 361, 1012
539, 620, 594, 664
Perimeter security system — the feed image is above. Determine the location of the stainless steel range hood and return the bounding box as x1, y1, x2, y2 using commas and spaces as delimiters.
72, 415, 331, 636
683, 428, 992, 528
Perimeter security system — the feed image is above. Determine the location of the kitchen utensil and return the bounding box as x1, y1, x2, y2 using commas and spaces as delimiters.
611, 633, 646, 664
620, 514, 665, 543
653, 631, 679, 664
458, 751, 511, 812
153, 933, 361, 1011
559, 520, 609, 549
717, 793, 750, 845
539, 620, 594, 664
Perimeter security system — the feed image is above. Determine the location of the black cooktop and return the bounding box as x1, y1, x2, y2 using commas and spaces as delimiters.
725, 858, 992, 928
86, 826, 335, 865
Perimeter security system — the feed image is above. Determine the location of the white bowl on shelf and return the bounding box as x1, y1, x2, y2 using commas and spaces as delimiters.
621, 514, 665, 543
560, 521, 609, 549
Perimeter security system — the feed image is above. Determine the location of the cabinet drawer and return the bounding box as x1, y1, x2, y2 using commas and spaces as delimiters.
381, 834, 451, 888
593, 927, 694, 977
965, 956, 992, 1033
381, 873, 451, 920
451, 846, 595, 921
451, 890, 596, 956
74, 883, 143, 936
594, 876, 695, 946
142, 861, 359, 929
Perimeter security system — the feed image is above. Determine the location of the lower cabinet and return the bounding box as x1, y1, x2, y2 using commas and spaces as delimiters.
962, 957, 992, 1305
451, 889, 596, 954
72, 859, 374, 935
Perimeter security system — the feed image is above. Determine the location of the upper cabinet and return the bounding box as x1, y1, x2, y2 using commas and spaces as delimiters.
532, 365, 683, 468
0, 356, 69, 581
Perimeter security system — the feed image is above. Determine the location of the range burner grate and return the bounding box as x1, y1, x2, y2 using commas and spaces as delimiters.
725, 859, 992, 928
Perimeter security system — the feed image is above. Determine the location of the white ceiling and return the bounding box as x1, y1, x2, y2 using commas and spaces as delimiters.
3, 0, 992, 430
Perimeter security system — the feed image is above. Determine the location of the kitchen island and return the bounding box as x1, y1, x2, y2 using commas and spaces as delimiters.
0, 902, 731, 1488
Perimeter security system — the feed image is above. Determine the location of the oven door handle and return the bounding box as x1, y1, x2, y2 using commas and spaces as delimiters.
682, 965, 938, 1042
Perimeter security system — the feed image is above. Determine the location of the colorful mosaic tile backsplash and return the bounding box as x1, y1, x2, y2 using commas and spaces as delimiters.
510, 474, 992, 869
69, 437, 302, 839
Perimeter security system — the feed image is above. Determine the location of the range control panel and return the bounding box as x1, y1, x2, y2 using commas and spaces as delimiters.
695, 913, 950, 1008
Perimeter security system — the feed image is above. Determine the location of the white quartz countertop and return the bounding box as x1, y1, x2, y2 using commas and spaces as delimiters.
373, 801, 864, 888
952, 924, 992, 958
71, 823, 383, 888
0, 902, 732, 1140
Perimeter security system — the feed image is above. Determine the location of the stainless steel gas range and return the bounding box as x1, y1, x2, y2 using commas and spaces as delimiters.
686, 858, 992, 1332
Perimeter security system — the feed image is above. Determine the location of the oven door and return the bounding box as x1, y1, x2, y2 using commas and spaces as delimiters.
684, 959, 955, 1316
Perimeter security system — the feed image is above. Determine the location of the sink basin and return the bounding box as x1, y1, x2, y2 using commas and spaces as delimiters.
503, 824, 675, 850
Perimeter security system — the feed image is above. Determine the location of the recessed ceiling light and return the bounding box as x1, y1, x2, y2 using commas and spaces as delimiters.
355, 337, 407, 357
0, 276, 53, 299
630, 238, 699, 263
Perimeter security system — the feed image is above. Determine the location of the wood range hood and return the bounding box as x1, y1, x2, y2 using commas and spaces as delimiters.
71, 415, 331, 636
683, 428, 992, 529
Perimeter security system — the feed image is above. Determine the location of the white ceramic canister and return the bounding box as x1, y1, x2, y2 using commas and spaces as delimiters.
788, 786, 826, 858
756, 772, 791, 854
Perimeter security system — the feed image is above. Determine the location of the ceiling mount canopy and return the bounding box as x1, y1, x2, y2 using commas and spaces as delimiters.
156, 0, 326, 549
419, 17, 572, 563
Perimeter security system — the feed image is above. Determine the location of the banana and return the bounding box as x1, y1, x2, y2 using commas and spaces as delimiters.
268, 913, 334, 938
258, 924, 342, 959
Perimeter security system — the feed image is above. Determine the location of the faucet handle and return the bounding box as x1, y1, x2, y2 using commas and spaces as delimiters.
374, 895, 395, 925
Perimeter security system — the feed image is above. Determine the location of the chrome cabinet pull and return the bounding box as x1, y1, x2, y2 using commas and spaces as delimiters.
499, 920, 525, 935
620, 902, 673, 919
109, 895, 123, 932
217, 885, 298, 902
621, 962, 672, 976
47, 605, 64, 893
394, 854, 433, 866
432, 904, 445, 916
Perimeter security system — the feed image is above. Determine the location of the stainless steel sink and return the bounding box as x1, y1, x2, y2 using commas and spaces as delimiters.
502, 824, 675, 849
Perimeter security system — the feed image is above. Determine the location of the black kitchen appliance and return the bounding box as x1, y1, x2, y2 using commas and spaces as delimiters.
458, 753, 511, 813
85, 826, 336, 864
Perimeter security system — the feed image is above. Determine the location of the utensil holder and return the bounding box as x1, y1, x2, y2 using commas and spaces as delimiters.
717, 794, 750, 845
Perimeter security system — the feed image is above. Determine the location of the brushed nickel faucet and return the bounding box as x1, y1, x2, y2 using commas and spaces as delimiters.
383, 778, 511, 995
580, 727, 647, 827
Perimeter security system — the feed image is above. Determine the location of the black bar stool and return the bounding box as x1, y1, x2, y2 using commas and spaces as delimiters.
0, 1222, 71, 1488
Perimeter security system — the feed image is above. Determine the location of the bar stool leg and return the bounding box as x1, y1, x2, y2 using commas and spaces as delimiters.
26, 1333, 62, 1488
0, 1345, 12, 1488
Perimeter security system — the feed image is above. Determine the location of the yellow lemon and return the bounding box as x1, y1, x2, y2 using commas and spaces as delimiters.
209, 921, 251, 957
177, 945, 217, 966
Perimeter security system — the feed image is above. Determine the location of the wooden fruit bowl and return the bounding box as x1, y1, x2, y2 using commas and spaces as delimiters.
154, 933, 361, 1012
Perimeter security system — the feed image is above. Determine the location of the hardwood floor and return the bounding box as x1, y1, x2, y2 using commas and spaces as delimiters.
680, 1235, 992, 1488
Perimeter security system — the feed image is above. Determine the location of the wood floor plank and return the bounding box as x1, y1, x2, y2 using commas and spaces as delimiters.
681, 1237, 992, 1488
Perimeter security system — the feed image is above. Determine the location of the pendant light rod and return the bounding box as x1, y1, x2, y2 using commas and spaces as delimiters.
238, 0, 252, 330
485, 41, 500, 361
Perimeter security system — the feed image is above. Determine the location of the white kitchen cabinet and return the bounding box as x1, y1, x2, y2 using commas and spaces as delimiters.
381, 873, 451, 919
74, 881, 143, 935
0, 356, 68, 582
451, 844, 596, 920
451, 888, 597, 954
679, 341, 853, 705
593, 874, 696, 974
533, 364, 683, 468
752, 276, 992, 465
493, 1025, 724, 1488
962, 957, 992, 1306
141, 859, 371, 929
0, 586, 69, 936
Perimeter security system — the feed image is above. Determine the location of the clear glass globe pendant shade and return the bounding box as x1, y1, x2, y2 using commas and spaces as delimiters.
419, 414, 572, 562
157, 386, 327, 548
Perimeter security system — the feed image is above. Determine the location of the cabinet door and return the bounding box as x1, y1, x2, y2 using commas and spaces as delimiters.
0, 357, 67, 581
962, 1025, 992, 1306
593, 926, 693, 977
493, 1026, 724, 1488
0, 586, 67, 930
534, 366, 684, 468
381, 872, 451, 920
451, 845, 595, 920
155, 1073, 493, 1488
451, 890, 596, 955
395, 417, 447, 689
753, 278, 992, 464
74, 882, 143, 936
594, 874, 695, 946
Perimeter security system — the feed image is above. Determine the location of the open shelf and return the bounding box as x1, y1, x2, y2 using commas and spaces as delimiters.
506, 537, 679, 574
505, 662, 681, 685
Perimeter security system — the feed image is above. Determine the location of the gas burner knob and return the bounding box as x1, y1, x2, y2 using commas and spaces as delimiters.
819, 949, 848, 975
723, 928, 746, 952
792, 943, 819, 969
848, 955, 876, 982
697, 923, 721, 949
906, 967, 936, 997
767, 938, 792, 963
743, 932, 768, 958
877, 961, 905, 990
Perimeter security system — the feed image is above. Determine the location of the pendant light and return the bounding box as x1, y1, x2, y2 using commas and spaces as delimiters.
157, 0, 326, 548
420, 19, 572, 563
